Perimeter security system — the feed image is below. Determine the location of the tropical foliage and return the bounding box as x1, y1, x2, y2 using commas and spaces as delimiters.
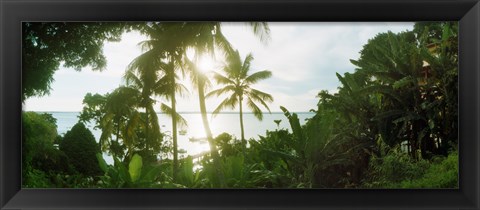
22, 22, 458, 189
208, 50, 273, 156
59, 123, 103, 176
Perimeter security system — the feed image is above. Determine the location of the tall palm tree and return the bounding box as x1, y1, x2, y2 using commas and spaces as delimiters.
134, 22, 270, 186
125, 49, 164, 158
207, 50, 273, 156
102, 87, 142, 160
132, 24, 190, 180
126, 49, 188, 162
79, 90, 141, 160
179, 23, 270, 186
174, 23, 270, 150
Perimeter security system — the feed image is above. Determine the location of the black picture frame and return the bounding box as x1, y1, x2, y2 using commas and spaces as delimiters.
1, 0, 479, 209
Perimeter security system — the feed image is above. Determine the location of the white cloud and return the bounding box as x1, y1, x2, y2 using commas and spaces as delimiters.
56, 31, 148, 79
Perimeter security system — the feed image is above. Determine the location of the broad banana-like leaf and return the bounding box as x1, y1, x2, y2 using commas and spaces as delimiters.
141, 165, 163, 183
280, 106, 304, 143
392, 76, 416, 90
129, 154, 143, 183
371, 110, 405, 121
96, 153, 109, 173
114, 156, 130, 184
392, 112, 426, 124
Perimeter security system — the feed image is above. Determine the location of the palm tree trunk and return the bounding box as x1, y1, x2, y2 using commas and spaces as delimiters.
145, 106, 149, 155
239, 97, 246, 158
198, 78, 226, 187
115, 117, 121, 159
170, 61, 179, 182
115, 118, 120, 142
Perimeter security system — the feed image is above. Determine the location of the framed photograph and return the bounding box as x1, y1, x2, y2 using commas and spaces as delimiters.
1, 0, 479, 209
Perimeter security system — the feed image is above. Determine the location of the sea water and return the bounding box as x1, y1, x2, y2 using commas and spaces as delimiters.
46, 112, 315, 163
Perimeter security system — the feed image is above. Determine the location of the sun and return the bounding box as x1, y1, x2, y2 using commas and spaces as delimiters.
197, 56, 216, 73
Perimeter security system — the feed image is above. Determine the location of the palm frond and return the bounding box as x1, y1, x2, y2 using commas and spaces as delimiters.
249, 88, 273, 102
244, 70, 272, 84
123, 71, 144, 89
152, 75, 172, 96
246, 22, 271, 44
160, 103, 188, 128
206, 85, 236, 98
212, 94, 238, 116
213, 27, 234, 55
146, 104, 162, 140
247, 89, 273, 113
224, 50, 243, 77
175, 82, 190, 98
241, 53, 255, 78
246, 97, 264, 121
212, 72, 235, 85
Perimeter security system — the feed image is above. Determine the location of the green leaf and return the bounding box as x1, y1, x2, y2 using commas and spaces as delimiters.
114, 156, 130, 184
392, 112, 425, 124
392, 76, 415, 90
280, 106, 303, 142
129, 154, 143, 183
140, 165, 163, 183
371, 110, 404, 121
96, 153, 109, 173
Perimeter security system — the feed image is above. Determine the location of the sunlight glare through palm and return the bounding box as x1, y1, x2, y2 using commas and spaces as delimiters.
197, 55, 217, 73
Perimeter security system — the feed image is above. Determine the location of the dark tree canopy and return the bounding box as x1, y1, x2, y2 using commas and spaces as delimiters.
22, 22, 129, 100
59, 122, 102, 176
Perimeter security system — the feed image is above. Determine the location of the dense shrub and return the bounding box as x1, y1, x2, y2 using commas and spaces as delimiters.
23, 166, 52, 188
215, 132, 242, 157
362, 147, 458, 188
22, 112, 68, 187
60, 123, 102, 176
361, 147, 428, 188
23, 112, 58, 166
31, 146, 72, 174
398, 151, 458, 188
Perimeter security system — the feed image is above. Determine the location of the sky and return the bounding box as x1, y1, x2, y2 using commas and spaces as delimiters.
24, 22, 414, 112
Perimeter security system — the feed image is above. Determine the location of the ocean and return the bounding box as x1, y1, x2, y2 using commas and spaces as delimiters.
46, 112, 315, 163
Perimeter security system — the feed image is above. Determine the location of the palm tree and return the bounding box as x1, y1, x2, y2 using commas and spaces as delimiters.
179, 23, 270, 187
131, 24, 191, 180
79, 91, 139, 160
174, 22, 270, 145
207, 50, 273, 156
125, 48, 166, 158
126, 44, 189, 173
134, 22, 270, 186
102, 87, 142, 160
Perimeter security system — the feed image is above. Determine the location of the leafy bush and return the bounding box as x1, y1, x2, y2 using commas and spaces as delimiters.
23, 112, 70, 187
60, 122, 102, 176
31, 146, 72, 174
214, 132, 242, 157
398, 151, 458, 188
23, 112, 58, 166
362, 147, 458, 188
23, 166, 52, 188
97, 153, 172, 188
